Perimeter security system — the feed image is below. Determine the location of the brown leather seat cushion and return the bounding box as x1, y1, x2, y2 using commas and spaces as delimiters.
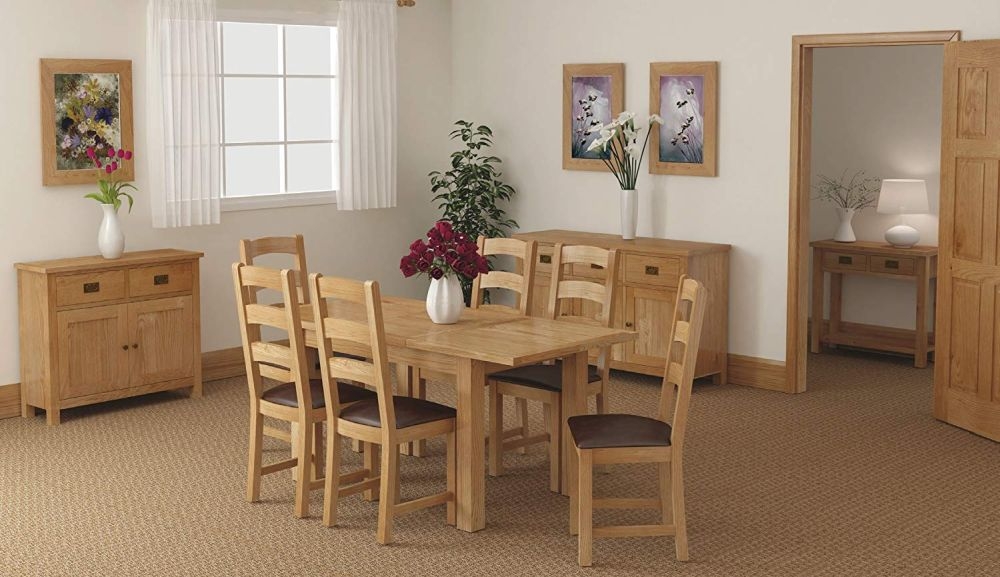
339, 396, 456, 429
261, 379, 375, 410
489, 362, 601, 392
568, 414, 672, 449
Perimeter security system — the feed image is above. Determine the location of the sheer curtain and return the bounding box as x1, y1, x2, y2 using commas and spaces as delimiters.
338, 0, 398, 210
146, 0, 222, 228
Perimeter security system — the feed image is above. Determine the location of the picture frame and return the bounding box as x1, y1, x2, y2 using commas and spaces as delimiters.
649, 61, 718, 177
563, 63, 625, 172
40, 58, 134, 186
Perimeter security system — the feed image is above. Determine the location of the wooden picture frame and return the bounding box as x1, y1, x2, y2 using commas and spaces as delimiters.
40, 59, 134, 186
649, 61, 718, 177
563, 63, 625, 172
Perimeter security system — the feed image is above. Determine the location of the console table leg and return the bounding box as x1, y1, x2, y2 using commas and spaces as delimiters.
811, 248, 824, 353
915, 259, 930, 368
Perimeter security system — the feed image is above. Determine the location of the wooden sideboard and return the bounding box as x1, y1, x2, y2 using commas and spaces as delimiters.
16, 249, 203, 425
512, 230, 730, 383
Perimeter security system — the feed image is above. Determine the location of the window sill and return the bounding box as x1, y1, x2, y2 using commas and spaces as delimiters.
221, 191, 336, 213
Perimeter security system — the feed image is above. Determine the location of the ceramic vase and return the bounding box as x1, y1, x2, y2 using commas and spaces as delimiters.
620, 188, 638, 240
98, 204, 125, 259
833, 207, 856, 243
426, 275, 463, 324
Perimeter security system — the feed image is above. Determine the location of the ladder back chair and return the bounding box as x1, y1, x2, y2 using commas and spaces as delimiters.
487, 243, 619, 492
240, 234, 310, 304
568, 275, 707, 566
232, 264, 375, 519
310, 273, 457, 545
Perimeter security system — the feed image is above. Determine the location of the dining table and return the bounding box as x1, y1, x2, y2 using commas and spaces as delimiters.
298, 296, 636, 533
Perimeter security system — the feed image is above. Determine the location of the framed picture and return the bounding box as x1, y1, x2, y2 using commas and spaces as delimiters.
40, 59, 134, 186
563, 63, 624, 171
649, 61, 718, 177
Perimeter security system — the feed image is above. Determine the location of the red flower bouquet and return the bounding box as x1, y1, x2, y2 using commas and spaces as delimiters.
400, 221, 489, 281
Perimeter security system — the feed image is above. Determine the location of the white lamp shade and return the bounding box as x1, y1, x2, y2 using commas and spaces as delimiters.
877, 179, 929, 215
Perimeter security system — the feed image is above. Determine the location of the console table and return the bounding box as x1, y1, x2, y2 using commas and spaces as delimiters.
810, 239, 937, 367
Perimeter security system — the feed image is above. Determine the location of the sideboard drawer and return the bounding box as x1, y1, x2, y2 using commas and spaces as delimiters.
55, 270, 126, 307
822, 251, 867, 272
623, 254, 681, 287
869, 256, 915, 275
129, 262, 193, 297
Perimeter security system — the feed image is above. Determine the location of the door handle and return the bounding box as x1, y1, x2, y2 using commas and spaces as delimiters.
153, 274, 170, 285
121, 345, 129, 351
83, 282, 100, 293
645, 266, 659, 276
625, 321, 634, 328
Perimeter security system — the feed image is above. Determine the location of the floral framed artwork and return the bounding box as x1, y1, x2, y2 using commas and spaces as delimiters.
563, 63, 624, 171
649, 61, 718, 177
40, 59, 134, 186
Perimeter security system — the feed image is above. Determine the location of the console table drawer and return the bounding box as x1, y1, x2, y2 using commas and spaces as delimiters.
624, 254, 681, 287
55, 270, 126, 307
823, 252, 867, 272
129, 262, 193, 297
869, 256, 915, 275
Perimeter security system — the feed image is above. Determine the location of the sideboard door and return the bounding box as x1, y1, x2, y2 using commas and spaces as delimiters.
56, 304, 130, 399
128, 296, 195, 386
623, 286, 677, 368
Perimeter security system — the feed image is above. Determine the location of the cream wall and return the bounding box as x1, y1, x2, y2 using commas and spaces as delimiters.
0, 0, 453, 385
450, 0, 1000, 361
810, 45, 943, 330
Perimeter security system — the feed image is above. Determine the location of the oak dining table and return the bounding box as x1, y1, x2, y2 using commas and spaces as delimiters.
298, 296, 635, 533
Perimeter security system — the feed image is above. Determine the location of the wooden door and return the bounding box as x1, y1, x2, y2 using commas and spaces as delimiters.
56, 304, 130, 399
128, 296, 195, 386
936, 40, 1000, 442
623, 286, 676, 368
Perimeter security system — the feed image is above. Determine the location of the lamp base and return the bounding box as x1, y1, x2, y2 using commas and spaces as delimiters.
885, 224, 920, 248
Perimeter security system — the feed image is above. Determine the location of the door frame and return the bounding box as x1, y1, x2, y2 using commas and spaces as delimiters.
785, 30, 961, 393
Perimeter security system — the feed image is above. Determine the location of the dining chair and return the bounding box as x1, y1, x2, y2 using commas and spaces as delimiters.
310, 273, 456, 545
487, 243, 619, 492
232, 263, 376, 518
568, 275, 707, 566
240, 234, 310, 304
407, 235, 537, 457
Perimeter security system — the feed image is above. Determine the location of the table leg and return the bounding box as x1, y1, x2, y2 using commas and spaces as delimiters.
829, 272, 843, 343
811, 248, 824, 353
915, 258, 930, 368
560, 352, 588, 497
396, 364, 419, 456
455, 357, 486, 532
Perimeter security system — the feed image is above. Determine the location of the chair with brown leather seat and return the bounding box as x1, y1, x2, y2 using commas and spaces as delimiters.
568, 275, 707, 566
487, 243, 619, 492
232, 263, 376, 519
310, 273, 456, 545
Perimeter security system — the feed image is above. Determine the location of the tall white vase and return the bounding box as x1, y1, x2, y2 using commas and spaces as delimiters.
98, 204, 125, 259
833, 207, 856, 243
620, 188, 638, 240
426, 275, 463, 324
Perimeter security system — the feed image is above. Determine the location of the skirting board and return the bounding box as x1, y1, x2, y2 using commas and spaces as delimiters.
727, 354, 788, 392
0, 383, 20, 420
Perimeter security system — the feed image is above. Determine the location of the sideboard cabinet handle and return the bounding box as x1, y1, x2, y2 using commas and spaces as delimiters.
645, 266, 659, 276
838, 256, 853, 265
83, 282, 100, 294
154, 274, 170, 285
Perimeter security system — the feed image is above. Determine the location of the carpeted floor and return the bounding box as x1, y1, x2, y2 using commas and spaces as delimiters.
2, 350, 998, 577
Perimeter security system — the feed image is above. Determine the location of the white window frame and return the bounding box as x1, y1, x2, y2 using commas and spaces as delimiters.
217, 8, 339, 212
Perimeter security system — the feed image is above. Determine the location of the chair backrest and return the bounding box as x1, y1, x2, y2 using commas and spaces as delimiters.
240, 235, 310, 304
470, 236, 537, 314
656, 275, 708, 454
309, 273, 395, 431
232, 263, 313, 411
547, 243, 619, 328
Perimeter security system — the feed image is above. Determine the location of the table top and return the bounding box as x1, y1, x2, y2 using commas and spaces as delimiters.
809, 239, 938, 257
514, 229, 731, 255
15, 249, 204, 274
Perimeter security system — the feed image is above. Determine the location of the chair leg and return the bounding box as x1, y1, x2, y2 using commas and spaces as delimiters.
377, 443, 399, 545
446, 430, 456, 526
515, 398, 529, 454
293, 419, 313, 518
412, 378, 428, 457
577, 449, 593, 567
595, 381, 608, 415
323, 429, 343, 527
546, 400, 561, 493
364, 442, 380, 502
671, 458, 689, 561
246, 410, 264, 503
488, 384, 504, 477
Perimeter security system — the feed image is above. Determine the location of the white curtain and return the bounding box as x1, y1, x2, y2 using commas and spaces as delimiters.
338, 0, 398, 210
146, 0, 222, 228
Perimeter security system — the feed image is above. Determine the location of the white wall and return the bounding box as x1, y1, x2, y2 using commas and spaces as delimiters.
450, 0, 1000, 361
810, 45, 942, 330
0, 0, 453, 385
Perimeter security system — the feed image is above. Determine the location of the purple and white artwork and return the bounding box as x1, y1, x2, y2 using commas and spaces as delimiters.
570, 75, 613, 160
658, 75, 705, 164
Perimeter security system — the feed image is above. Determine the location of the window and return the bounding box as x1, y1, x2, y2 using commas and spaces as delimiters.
218, 21, 339, 211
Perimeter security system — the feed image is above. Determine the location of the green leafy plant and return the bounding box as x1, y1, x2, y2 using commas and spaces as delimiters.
429, 120, 518, 301
83, 146, 136, 213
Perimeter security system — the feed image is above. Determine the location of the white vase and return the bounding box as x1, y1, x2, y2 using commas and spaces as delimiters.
833, 207, 856, 243
426, 275, 463, 324
620, 188, 638, 240
98, 204, 125, 259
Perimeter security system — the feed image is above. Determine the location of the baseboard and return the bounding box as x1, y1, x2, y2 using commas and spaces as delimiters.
727, 354, 788, 392
201, 346, 246, 382
0, 383, 21, 420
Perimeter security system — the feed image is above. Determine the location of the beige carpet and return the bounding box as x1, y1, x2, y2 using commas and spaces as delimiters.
2, 351, 999, 576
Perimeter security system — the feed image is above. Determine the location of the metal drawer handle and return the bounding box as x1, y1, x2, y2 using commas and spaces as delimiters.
590, 263, 602, 270
884, 260, 899, 269
154, 274, 170, 285
83, 282, 100, 294
838, 256, 853, 265
539, 255, 552, 264
625, 321, 634, 328
645, 266, 659, 276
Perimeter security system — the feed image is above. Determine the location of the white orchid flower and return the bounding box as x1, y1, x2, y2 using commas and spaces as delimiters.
617, 111, 636, 124
649, 114, 664, 126
587, 137, 607, 152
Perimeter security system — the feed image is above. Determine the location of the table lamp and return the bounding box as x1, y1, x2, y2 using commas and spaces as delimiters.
877, 179, 929, 248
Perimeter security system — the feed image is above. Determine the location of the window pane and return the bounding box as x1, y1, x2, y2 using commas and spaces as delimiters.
287, 143, 338, 192
222, 22, 282, 75
285, 25, 336, 76
225, 145, 283, 197
286, 78, 335, 141
224, 78, 283, 143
